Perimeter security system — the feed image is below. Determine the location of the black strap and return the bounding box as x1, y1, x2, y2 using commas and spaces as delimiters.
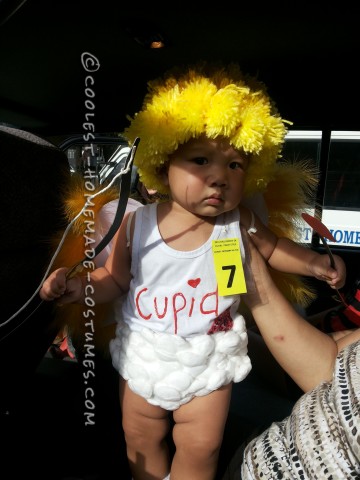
66, 137, 139, 278
93, 137, 139, 257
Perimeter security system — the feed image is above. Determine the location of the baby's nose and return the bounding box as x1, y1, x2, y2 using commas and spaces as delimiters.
209, 166, 227, 186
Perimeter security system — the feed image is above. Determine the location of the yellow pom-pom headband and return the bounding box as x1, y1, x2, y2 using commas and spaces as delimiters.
123, 62, 292, 196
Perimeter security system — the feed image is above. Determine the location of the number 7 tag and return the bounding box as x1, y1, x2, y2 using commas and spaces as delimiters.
212, 238, 247, 296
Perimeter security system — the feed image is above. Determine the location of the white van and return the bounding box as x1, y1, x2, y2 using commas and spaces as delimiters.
284, 130, 360, 248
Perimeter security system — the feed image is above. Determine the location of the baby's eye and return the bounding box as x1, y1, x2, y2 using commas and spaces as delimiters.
193, 156, 208, 165
229, 161, 244, 170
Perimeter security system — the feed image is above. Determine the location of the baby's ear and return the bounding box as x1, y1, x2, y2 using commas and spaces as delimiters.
157, 164, 169, 186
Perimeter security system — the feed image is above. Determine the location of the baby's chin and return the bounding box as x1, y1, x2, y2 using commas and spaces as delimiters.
193, 205, 236, 219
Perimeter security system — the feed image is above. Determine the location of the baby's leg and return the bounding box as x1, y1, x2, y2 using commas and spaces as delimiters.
171, 383, 232, 480
119, 378, 171, 480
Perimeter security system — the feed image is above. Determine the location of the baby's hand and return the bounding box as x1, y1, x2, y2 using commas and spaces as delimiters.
310, 253, 346, 290
39, 267, 82, 304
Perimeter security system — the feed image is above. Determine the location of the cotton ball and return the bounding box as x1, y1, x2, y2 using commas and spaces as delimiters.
188, 334, 215, 356
207, 370, 228, 391
154, 335, 185, 361
232, 314, 246, 333
233, 357, 252, 382
127, 362, 149, 381
216, 330, 242, 355
208, 352, 227, 369
187, 375, 208, 394
183, 363, 207, 377
128, 378, 153, 399
195, 387, 212, 397
153, 384, 181, 402
136, 343, 157, 362
164, 370, 192, 391
147, 358, 179, 382
176, 349, 208, 366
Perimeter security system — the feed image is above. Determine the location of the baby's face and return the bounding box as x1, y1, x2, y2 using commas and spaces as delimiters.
162, 136, 249, 217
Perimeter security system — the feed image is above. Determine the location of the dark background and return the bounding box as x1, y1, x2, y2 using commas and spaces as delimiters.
1, 1, 360, 137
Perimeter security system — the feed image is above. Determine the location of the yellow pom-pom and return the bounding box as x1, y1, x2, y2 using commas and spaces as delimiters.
123, 62, 290, 195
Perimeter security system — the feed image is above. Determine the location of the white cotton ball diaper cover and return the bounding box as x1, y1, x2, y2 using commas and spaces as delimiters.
110, 314, 251, 410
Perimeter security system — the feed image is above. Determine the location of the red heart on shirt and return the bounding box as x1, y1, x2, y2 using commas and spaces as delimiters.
188, 278, 201, 288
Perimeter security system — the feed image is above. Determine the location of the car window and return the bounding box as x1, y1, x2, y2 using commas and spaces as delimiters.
283, 130, 360, 249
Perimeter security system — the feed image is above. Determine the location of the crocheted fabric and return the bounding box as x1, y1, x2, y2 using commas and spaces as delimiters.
241, 341, 360, 479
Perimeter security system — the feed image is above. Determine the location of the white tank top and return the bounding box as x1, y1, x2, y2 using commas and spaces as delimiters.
121, 203, 246, 337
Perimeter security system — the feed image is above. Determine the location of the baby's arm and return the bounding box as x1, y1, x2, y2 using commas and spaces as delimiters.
40, 213, 132, 305
268, 237, 346, 289
239, 206, 346, 289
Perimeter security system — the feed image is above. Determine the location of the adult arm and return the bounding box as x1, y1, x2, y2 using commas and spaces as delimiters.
243, 236, 360, 392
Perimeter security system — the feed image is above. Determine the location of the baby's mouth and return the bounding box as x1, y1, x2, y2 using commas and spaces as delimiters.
206, 195, 223, 205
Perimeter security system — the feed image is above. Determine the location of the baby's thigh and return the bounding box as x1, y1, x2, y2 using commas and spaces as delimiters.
173, 384, 232, 452
119, 378, 170, 443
